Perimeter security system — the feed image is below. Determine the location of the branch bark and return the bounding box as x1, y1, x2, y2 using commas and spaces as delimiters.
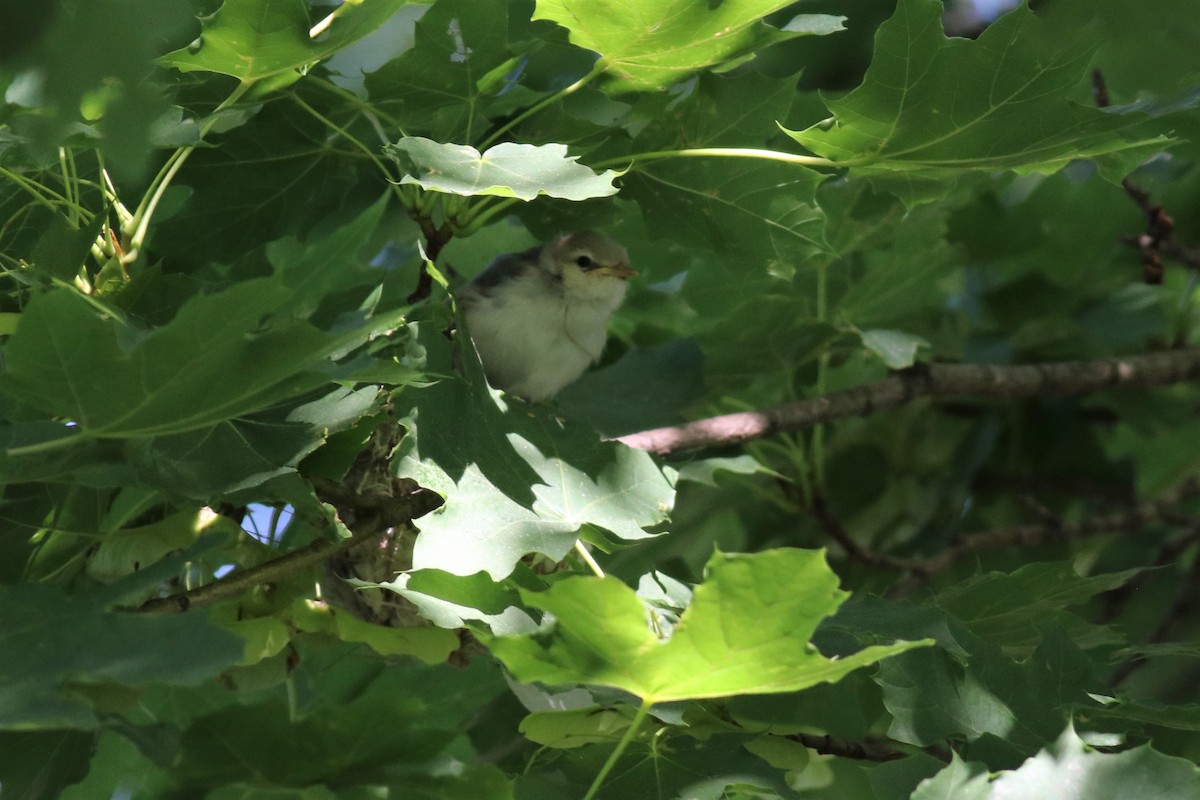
138, 525, 378, 613
407, 218, 453, 304
1093, 70, 1200, 279
617, 348, 1200, 456
895, 498, 1196, 586
138, 486, 442, 614
788, 732, 951, 764
883, 477, 1200, 596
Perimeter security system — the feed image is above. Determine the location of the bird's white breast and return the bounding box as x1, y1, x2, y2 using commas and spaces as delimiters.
463, 268, 626, 402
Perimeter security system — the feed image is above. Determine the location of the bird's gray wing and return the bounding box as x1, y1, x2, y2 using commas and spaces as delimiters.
463, 246, 542, 298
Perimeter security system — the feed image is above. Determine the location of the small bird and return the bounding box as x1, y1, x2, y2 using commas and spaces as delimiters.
457, 230, 635, 402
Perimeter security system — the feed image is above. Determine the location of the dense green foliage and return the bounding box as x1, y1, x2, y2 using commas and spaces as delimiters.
2, 0, 1200, 797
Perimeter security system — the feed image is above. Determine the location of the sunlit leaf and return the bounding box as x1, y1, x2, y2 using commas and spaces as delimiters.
396, 323, 674, 580
86, 508, 240, 583
487, 549, 930, 703
859, 328, 929, 369
159, 0, 415, 81
916, 725, 1200, 800
533, 0, 845, 93
384, 138, 621, 201
159, 0, 313, 79
362, 0, 514, 142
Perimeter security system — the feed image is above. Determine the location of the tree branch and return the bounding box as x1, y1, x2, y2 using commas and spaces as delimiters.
1121, 177, 1176, 284
885, 477, 1200, 595
138, 525, 377, 613
618, 348, 1200, 456
788, 732, 951, 764
811, 495, 915, 572
903, 494, 1195, 579
407, 218, 453, 304
1092, 69, 1199, 280
807, 479, 1200, 596
138, 486, 442, 614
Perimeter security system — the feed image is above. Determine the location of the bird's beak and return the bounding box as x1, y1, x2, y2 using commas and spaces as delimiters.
594, 262, 637, 280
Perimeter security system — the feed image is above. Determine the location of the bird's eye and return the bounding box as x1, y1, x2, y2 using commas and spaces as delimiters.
574, 255, 594, 269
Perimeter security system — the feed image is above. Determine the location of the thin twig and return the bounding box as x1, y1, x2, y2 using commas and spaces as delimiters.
809, 478, 1200, 592
138, 526, 377, 613
811, 495, 914, 571
618, 349, 1200, 456
407, 218, 453, 304
908, 502, 1182, 579
886, 477, 1200, 595
1122, 177, 1174, 284
788, 732, 951, 764
1096, 68, 1200, 281
1091, 68, 1110, 108
1158, 238, 1200, 271
138, 486, 441, 613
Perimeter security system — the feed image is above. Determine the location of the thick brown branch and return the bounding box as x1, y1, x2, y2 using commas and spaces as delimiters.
311, 475, 436, 522
618, 348, 1200, 456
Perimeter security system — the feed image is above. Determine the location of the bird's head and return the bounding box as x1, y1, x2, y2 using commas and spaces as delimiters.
541, 230, 636, 287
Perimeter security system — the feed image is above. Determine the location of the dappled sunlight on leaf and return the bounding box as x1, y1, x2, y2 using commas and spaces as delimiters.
487, 549, 930, 703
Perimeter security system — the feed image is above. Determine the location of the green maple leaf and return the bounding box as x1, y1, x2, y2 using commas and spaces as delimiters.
534, 0, 844, 93
487, 549, 929, 703
783, 0, 1170, 200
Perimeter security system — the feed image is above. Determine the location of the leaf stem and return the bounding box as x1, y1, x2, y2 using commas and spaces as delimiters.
58, 147, 82, 226
0, 166, 77, 216
573, 540, 605, 577
99, 167, 133, 231
127, 81, 254, 262
583, 698, 653, 800
6, 431, 88, 458
289, 90, 394, 183
479, 60, 605, 150
311, 75, 403, 139
459, 197, 520, 235
595, 147, 836, 171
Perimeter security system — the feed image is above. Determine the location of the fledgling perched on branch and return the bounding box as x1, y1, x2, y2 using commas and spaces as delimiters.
457, 230, 635, 402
